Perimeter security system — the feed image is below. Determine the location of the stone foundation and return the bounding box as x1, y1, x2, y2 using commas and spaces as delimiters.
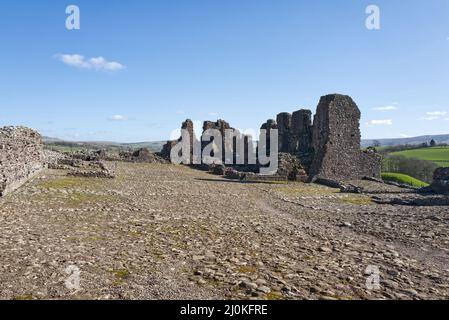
0, 126, 44, 196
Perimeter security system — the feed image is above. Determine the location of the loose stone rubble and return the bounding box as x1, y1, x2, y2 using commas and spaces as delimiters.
120, 148, 168, 164
0, 126, 44, 196
0, 163, 448, 300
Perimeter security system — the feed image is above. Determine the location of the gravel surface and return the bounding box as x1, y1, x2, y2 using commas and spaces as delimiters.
0, 162, 448, 300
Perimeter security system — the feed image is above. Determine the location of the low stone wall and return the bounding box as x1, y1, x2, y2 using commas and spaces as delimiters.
0, 126, 44, 196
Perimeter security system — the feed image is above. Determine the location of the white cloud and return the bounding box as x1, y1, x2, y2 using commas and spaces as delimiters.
109, 115, 128, 121
399, 133, 411, 138
208, 112, 218, 117
373, 105, 398, 111
426, 111, 447, 116
56, 54, 125, 72
366, 119, 393, 126
423, 111, 448, 121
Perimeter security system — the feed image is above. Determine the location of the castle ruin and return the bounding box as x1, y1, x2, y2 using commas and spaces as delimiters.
163, 93, 382, 182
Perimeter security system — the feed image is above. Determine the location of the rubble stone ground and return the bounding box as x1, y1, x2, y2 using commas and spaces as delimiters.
0, 162, 448, 300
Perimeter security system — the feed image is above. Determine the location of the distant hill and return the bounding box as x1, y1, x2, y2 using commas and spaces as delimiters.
44, 133, 449, 153
362, 134, 449, 148
43, 137, 166, 153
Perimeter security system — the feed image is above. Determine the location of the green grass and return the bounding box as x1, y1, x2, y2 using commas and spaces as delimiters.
381, 172, 429, 188
390, 147, 449, 167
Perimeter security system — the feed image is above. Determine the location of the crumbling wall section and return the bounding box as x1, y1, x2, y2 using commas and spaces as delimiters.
308, 94, 381, 181
431, 167, 449, 194
0, 126, 44, 196
291, 109, 314, 169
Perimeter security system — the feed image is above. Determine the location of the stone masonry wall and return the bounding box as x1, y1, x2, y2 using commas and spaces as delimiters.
276, 113, 292, 153
0, 126, 44, 196
308, 94, 381, 181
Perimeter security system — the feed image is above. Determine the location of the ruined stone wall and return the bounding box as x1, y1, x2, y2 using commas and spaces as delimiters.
164, 93, 381, 182
276, 113, 292, 153
431, 167, 449, 194
291, 109, 313, 169
202, 119, 235, 164
260, 119, 278, 156
0, 126, 44, 196
308, 94, 381, 181
160, 119, 197, 163
291, 110, 313, 153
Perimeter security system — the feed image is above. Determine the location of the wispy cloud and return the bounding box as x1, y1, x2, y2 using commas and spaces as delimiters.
399, 133, 411, 138
56, 54, 126, 72
423, 111, 447, 121
373, 105, 398, 111
109, 115, 128, 121
366, 119, 393, 126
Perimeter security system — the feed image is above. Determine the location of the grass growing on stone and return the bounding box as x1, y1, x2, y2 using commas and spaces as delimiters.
38, 177, 99, 189
265, 292, 284, 300
113, 269, 131, 280
276, 183, 339, 196
13, 295, 33, 300
68, 192, 115, 206
238, 266, 257, 274
340, 196, 373, 205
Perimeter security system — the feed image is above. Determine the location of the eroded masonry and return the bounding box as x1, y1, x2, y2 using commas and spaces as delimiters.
162, 94, 382, 182
0, 126, 44, 196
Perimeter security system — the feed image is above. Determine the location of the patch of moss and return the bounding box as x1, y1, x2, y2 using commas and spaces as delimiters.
265, 292, 284, 300
13, 295, 33, 300
67, 192, 114, 205
38, 177, 94, 189
276, 184, 339, 196
85, 236, 103, 242
238, 266, 257, 274
113, 269, 130, 280
340, 196, 373, 205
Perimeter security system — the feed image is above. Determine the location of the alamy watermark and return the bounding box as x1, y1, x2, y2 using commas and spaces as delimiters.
170, 128, 279, 175
365, 5, 381, 30
365, 265, 381, 290
66, 5, 80, 30
64, 265, 81, 292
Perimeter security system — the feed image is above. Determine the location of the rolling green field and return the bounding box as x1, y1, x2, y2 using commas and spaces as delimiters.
381, 173, 429, 188
390, 147, 449, 167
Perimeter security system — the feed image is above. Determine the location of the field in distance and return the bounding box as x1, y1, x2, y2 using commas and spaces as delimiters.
390, 147, 449, 167
381, 172, 429, 188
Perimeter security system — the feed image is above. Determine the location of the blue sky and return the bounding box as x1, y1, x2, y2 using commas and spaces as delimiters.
1, 0, 449, 142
